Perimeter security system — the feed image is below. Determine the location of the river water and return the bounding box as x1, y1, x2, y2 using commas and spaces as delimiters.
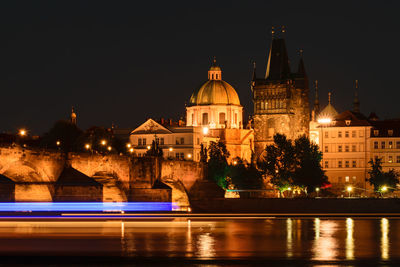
0, 216, 399, 265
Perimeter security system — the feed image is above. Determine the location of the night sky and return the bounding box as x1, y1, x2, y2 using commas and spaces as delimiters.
1, 0, 400, 134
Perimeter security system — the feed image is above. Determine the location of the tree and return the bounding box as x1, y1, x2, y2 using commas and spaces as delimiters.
200, 143, 208, 162
368, 158, 399, 195
145, 140, 163, 157
229, 157, 263, 190
40, 120, 82, 153
293, 135, 329, 194
258, 134, 295, 196
207, 141, 230, 189
258, 134, 330, 197
76, 126, 124, 154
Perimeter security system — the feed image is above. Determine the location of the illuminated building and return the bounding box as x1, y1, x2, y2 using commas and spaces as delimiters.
130, 59, 254, 162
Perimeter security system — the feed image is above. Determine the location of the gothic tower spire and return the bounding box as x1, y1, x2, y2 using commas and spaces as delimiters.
353, 80, 360, 113
265, 27, 291, 80
252, 61, 257, 81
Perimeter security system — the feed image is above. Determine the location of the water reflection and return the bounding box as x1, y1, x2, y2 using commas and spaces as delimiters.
346, 218, 354, 260
381, 218, 389, 260
196, 232, 215, 259
312, 220, 339, 260
286, 218, 293, 258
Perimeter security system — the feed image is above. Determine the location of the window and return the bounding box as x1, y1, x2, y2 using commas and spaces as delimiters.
338, 161, 342, 168
374, 130, 379, 136
345, 176, 350, 182
176, 138, 179, 145
202, 113, 209, 125
235, 113, 238, 125
381, 141, 385, 149
374, 141, 378, 149
345, 145, 349, 152
338, 177, 343, 183
389, 141, 393, 148
397, 156, 400, 163
160, 138, 164, 145
389, 130, 393, 136
196, 138, 200, 145
345, 131, 349, 138
180, 137, 185, 145
338, 131, 342, 138
324, 146, 328, 153
345, 120, 351, 126
345, 161, 349, 168
352, 131, 356, 138
324, 161, 329, 168
325, 131, 329, 138
219, 113, 226, 125
175, 153, 179, 159
397, 141, 400, 149
142, 138, 146, 146
352, 176, 357, 182
338, 145, 342, 152
352, 160, 356, 168
352, 145, 356, 152
138, 138, 142, 146
191, 113, 194, 125
180, 153, 184, 159
389, 156, 393, 163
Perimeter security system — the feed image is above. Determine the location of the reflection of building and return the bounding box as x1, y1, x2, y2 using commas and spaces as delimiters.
130, 60, 254, 162
251, 36, 310, 156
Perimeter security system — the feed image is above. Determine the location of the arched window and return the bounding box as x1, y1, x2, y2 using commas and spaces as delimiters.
219, 112, 226, 125
202, 113, 209, 125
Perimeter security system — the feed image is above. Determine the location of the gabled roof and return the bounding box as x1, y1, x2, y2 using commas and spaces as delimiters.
333, 110, 370, 127
370, 120, 400, 137
131, 119, 173, 135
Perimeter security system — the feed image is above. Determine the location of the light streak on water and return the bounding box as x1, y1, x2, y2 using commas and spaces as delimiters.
381, 218, 389, 260
346, 218, 354, 260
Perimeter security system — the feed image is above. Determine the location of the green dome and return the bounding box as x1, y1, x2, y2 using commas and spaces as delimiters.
189, 80, 241, 106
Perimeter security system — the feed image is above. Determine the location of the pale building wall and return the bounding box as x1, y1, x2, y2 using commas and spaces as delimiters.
186, 104, 243, 129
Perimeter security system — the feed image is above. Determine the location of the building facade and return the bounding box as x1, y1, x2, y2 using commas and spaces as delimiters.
252, 37, 310, 157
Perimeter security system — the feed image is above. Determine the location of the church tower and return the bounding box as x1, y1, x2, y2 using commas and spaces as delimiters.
251, 30, 310, 156
70, 106, 77, 125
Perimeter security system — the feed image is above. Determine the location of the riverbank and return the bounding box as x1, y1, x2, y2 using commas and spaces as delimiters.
190, 198, 400, 213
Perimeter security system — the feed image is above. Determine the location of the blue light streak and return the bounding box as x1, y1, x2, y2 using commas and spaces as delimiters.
0, 202, 178, 212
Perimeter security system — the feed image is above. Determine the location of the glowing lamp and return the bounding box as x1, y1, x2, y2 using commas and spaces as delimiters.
187, 153, 192, 158
381, 186, 388, 192
129, 148, 134, 153
169, 147, 173, 152
85, 144, 90, 150
126, 143, 132, 148
317, 118, 332, 124
107, 146, 112, 151
56, 141, 61, 146
147, 145, 151, 150
19, 129, 26, 136
287, 187, 292, 191
101, 140, 107, 146
347, 186, 353, 192
315, 187, 320, 192
202, 127, 209, 135
233, 160, 237, 165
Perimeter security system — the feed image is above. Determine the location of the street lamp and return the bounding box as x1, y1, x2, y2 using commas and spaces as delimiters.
126, 143, 132, 148
100, 140, 107, 146
202, 127, 209, 135
85, 144, 91, 150
56, 141, 61, 146
316, 187, 320, 197
347, 186, 353, 198
19, 129, 26, 136
107, 146, 112, 151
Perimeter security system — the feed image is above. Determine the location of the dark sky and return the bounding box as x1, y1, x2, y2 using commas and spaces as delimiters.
1, 0, 400, 134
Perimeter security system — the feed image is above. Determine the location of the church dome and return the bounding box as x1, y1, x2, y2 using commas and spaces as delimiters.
189, 60, 240, 106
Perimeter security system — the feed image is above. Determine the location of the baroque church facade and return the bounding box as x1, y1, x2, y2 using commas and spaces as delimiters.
251, 37, 310, 157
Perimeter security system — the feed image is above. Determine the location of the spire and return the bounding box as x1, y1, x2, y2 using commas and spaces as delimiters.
70, 106, 77, 125
265, 31, 291, 80
297, 49, 306, 77
328, 92, 331, 105
353, 80, 360, 113
252, 61, 257, 81
313, 80, 320, 114
208, 57, 222, 80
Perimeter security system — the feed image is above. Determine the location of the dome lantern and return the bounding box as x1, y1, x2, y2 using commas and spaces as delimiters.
208, 57, 222, 80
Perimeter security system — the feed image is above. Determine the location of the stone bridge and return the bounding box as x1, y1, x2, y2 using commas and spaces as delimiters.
0, 146, 205, 209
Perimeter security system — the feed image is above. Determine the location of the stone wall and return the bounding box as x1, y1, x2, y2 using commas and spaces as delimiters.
161, 160, 204, 191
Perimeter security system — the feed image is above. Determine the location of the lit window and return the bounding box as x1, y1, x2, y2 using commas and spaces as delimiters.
389, 156, 393, 163
345, 176, 349, 182
389, 141, 393, 148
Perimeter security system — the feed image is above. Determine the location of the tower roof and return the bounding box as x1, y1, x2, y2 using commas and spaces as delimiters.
317, 92, 338, 121
265, 38, 291, 80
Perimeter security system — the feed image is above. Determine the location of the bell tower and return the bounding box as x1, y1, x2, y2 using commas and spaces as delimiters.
251, 28, 310, 156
